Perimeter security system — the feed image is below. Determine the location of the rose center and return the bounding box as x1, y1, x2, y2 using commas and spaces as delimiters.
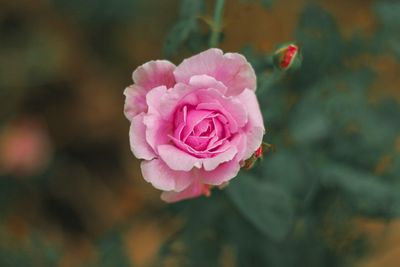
171, 105, 230, 157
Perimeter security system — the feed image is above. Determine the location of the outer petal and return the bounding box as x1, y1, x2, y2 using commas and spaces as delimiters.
161, 179, 205, 203
124, 85, 148, 120
129, 113, 156, 160
202, 145, 237, 171
158, 144, 202, 171
237, 89, 265, 159
141, 159, 193, 192
124, 61, 176, 120
143, 113, 172, 153
200, 160, 241, 185
174, 48, 256, 96
143, 86, 175, 151
133, 60, 176, 90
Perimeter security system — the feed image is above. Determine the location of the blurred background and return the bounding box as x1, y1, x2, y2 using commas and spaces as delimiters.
0, 0, 399, 266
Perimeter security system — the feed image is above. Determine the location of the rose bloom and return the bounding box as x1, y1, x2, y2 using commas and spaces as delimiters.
124, 48, 264, 202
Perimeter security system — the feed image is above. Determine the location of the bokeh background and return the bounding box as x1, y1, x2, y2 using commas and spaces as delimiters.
0, 0, 399, 266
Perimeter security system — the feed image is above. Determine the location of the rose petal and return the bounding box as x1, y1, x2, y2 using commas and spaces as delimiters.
237, 89, 264, 130
146, 85, 175, 117
196, 88, 248, 132
174, 105, 188, 128
182, 109, 214, 141
143, 113, 172, 153
237, 89, 265, 159
200, 160, 241, 185
174, 48, 256, 96
224, 52, 257, 94
169, 135, 210, 158
188, 74, 227, 94
185, 135, 210, 151
147, 84, 198, 121
133, 60, 176, 90
161, 179, 205, 203
141, 159, 193, 192
202, 145, 237, 171
158, 144, 202, 171
231, 133, 247, 161
123, 85, 148, 120
129, 114, 156, 160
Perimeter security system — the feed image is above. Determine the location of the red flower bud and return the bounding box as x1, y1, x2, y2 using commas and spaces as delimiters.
273, 43, 302, 71
255, 146, 263, 158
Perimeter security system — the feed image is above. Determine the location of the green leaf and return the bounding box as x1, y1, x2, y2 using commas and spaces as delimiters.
238, 0, 273, 8
164, 19, 197, 56
374, 1, 400, 59
0, 231, 61, 267
226, 174, 294, 241
91, 231, 132, 267
375, 1, 400, 30
163, 0, 205, 57
295, 4, 342, 86
260, 0, 273, 8
261, 149, 308, 198
319, 162, 397, 217
289, 107, 330, 145
52, 0, 137, 26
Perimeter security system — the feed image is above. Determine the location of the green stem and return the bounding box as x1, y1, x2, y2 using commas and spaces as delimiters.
209, 0, 225, 48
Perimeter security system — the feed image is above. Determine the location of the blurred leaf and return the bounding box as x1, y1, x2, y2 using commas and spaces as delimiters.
0, 231, 61, 267
52, 0, 137, 26
295, 4, 342, 86
375, 1, 400, 28
319, 162, 398, 217
0, 179, 19, 220
164, 0, 205, 57
289, 107, 330, 145
164, 20, 197, 56
155, 196, 225, 267
260, 0, 273, 8
93, 231, 132, 267
374, 1, 400, 59
238, 0, 273, 8
241, 45, 273, 71
261, 149, 308, 198
227, 174, 294, 241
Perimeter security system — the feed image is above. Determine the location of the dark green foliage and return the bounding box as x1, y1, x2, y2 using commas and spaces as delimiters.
0, 232, 61, 267
374, 1, 400, 59
239, 0, 273, 8
227, 174, 294, 241
318, 162, 397, 217
52, 0, 137, 26
163, 0, 206, 57
89, 232, 132, 267
295, 4, 342, 87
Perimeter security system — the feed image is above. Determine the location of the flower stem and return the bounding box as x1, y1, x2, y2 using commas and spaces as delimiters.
209, 0, 225, 48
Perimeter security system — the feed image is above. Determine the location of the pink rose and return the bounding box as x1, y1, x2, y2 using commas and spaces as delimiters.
124, 48, 264, 202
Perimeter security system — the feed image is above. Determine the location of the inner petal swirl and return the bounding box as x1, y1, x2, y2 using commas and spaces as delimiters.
170, 104, 231, 158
